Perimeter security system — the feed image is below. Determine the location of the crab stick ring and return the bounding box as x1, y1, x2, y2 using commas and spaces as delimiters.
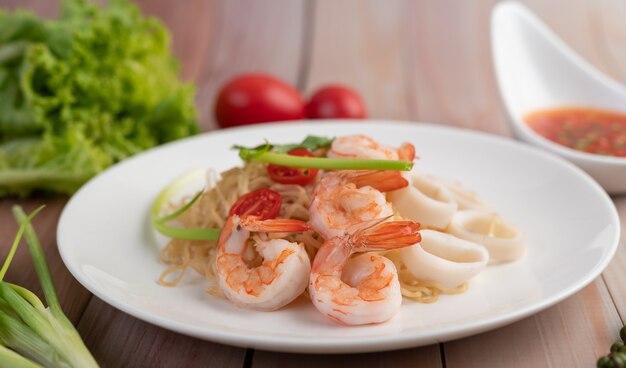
389, 173, 458, 229
400, 230, 489, 290
448, 210, 525, 262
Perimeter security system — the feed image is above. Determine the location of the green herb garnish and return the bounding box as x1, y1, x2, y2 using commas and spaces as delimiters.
232, 135, 334, 155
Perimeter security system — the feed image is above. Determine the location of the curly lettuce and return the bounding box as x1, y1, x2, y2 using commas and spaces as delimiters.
0, 0, 198, 196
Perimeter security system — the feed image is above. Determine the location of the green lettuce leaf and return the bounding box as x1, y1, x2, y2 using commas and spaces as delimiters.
0, 0, 198, 196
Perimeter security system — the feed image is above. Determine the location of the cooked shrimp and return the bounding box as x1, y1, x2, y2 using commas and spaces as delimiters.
216, 215, 312, 311
327, 134, 416, 161
309, 170, 407, 240
309, 219, 421, 325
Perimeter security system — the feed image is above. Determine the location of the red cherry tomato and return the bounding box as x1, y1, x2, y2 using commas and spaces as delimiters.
267, 148, 319, 186
215, 74, 305, 128
228, 189, 282, 219
305, 85, 367, 119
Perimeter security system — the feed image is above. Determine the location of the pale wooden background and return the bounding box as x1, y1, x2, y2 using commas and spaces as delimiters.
1, 0, 625, 367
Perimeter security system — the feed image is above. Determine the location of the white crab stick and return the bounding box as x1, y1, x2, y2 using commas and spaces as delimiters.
448, 210, 525, 262
389, 173, 458, 229
401, 230, 489, 290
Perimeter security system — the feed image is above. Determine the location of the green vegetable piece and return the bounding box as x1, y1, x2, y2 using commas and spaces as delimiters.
0, 0, 198, 197
613, 341, 626, 353
245, 151, 413, 171
621, 326, 626, 343
612, 352, 626, 367
0, 343, 43, 368
271, 135, 335, 153
0, 206, 44, 281
12, 206, 99, 367
597, 356, 613, 368
233, 135, 334, 156
234, 136, 413, 171
234, 142, 272, 161
151, 168, 221, 240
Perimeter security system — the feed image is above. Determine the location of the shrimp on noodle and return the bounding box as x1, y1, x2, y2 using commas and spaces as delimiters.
309, 219, 421, 325
309, 170, 408, 240
216, 215, 311, 311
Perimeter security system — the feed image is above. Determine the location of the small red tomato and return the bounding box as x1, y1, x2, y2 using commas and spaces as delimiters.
215, 74, 305, 128
228, 189, 282, 219
305, 85, 367, 119
267, 148, 319, 186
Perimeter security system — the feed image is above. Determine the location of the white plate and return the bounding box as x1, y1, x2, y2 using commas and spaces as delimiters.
57, 121, 620, 353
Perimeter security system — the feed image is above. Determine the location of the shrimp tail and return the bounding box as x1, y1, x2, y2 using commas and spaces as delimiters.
344, 170, 409, 192
351, 220, 421, 251
398, 142, 417, 161
239, 217, 312, 233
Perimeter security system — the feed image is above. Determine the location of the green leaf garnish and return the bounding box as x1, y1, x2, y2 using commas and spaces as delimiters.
233, 141, 272, 161
272, 135, 335, 153
233, 135, 334, 156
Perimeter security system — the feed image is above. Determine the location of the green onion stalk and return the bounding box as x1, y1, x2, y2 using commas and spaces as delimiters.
236, 143, 414, 171
0, 205, 99, 368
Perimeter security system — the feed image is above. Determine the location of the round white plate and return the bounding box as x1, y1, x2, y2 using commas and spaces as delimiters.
57, 121, 620, 353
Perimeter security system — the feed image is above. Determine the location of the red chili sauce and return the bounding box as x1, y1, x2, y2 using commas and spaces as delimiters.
525, 108, 626, 157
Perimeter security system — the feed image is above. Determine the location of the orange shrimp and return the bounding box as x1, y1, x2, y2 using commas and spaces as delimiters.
309, 170, 408, 240
309, 219, 421, 325
327, 134, 416, 161
216, 215, 311, 311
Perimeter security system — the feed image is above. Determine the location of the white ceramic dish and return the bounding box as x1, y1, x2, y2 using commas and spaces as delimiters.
57, 121, 619, 353
491, 1, 626, 194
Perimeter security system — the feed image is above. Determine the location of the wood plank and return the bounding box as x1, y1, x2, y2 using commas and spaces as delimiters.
603, 197, 626, 323
134, 0, 218, 83
406, 0, 509, 135
194, 0, 307, 131
444, 280, 622, 368
252, 345, 441, 368
0, 198, 92, 324
0, 0, 58, 17
520, 0, 625, 83
77, 297, 246, 368
589, 0, 626, 84
303, 0, 410, 120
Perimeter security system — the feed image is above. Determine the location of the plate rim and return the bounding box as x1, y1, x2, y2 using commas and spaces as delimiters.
57, 120, 621, 353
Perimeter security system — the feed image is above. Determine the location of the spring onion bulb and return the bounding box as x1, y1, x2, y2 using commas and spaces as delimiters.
2, 206, 99, 368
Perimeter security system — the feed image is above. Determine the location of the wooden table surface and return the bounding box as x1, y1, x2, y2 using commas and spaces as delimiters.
2, 1, 626, 367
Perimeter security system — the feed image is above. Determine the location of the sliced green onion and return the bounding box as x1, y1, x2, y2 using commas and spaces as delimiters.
151, 169, 221, 240
243, 151, 413, 171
